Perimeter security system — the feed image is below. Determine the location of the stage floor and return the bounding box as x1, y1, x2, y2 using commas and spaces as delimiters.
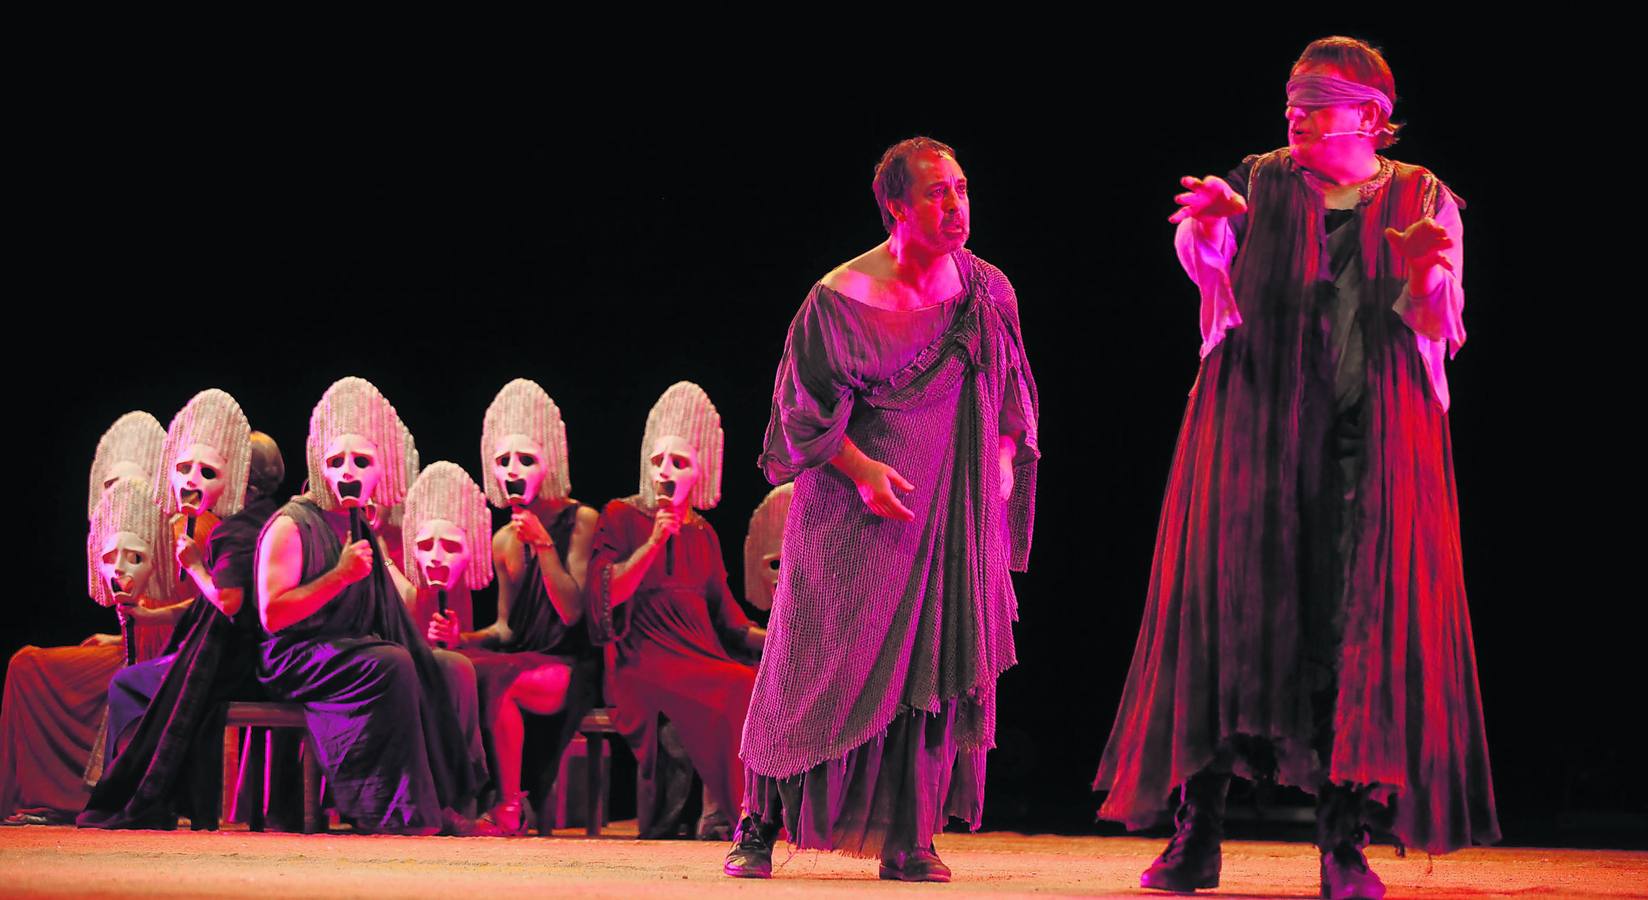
3, 822, 1644, 898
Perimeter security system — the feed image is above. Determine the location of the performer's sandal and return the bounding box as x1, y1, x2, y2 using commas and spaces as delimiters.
476, 792, 530, 837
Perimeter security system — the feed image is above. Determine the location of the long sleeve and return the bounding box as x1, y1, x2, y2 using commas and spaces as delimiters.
1391, 190, 1466, 410
758, 287, 861, 484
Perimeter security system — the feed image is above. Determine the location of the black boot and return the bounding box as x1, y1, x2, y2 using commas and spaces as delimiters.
1316, 783, 1385, 900
723, 815, 779, 879
1140, 770, 1229, 892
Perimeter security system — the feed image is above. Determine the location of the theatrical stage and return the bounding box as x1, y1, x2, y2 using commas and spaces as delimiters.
4, 823, 1643, 898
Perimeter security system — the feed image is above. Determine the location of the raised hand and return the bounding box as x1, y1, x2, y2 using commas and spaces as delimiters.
175, 534, 203, 573
650, 506, 682, 545
334, 539, 375, 585
1168, 175, 1247, 225
427, 612, 461, 648
1383, 217, 1455, 272
512, 508, 554, 550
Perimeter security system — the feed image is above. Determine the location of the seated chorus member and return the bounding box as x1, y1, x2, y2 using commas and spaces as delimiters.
427, 380, 599, 835
82, 420, 287, 830
0, 413, 169, 824
89, 389, 253, 782
255, 377, 485, 834
588, 382, 765, 838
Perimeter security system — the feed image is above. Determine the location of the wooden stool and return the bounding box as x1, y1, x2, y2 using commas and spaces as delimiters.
575, 707, 620, 836
213, 701, 324, 834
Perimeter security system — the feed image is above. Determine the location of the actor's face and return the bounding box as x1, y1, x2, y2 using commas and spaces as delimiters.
892, 150, 969, 254
649, 435, 699, 510
491, 434, 546, 507
322, 434, 381, 510
1286, 65, 1375, 161
412, 518, 469, 589
99, 531, 155, 606
101, 461, 149, 492
171, 443, 228, 516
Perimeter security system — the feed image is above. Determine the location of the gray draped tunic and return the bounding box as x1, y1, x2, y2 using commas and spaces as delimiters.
742, 249, 1039, 778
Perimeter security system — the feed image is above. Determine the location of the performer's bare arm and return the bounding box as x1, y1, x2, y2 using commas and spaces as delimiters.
999, 432, 1021, 502
514, 505, 596, 624
831, 436, 915, 521
174, 533, 243, 617
258, 515, 373, 633
605, 509, 677, 607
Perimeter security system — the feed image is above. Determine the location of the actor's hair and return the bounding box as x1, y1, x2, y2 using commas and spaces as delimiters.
480, 378, 572, 509
638, 381, 723, 511
156, 388, 253, 518
400, 460, 494, 591
1293, 36, 1401, 148
873, 136, 958, 234
88, 411, 166, 521
247, 431, 286, 500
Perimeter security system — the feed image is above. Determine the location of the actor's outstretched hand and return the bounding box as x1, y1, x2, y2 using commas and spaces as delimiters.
334, 539, 375, 585
1168, 175, 1247, 225
427, 611, 461, 648
855, 461, 916, 522
1383, 218, 1455, 272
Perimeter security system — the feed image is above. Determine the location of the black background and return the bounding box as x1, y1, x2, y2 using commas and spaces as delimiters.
12, 24, 1636, 846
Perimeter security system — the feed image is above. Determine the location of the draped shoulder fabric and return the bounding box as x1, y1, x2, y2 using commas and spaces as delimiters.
79, 497, 278, 829
1093, 150, 1497, 854
744, 249, 1041, 781
256, 497, 485, 831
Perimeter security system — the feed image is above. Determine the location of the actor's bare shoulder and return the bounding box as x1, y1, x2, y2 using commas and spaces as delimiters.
820, 245, 895, 300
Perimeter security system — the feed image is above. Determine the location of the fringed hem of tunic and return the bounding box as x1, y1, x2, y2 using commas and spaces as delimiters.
743, 702, 984, 859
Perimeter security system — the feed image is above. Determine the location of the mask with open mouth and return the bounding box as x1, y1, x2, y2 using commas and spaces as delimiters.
157, 389, 252, 519
321, 434, 382, 511
638, 382, 723, 512
491, 434, 547, 508
88, 477, 171, 608
170, 442, 229, 516
480, 380, 571, 510
400, 460, 493, 591
413, 519, 469, 590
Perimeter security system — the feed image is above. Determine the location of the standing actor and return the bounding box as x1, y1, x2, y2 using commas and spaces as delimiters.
730, 136, 1040, 882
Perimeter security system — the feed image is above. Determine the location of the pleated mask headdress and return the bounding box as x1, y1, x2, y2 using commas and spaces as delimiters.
480, 378, 571, 509
382, 418, 419, 530
87, 411, 165, 521
88, 477, 172, 607
638, 381, 723, 511
305, 377, 411, 512
743, 482, 793, 611
401, 461, 494, 591
156, 388, 253, 518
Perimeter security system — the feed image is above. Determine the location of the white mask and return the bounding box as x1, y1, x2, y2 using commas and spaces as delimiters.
491, 434, 546, 507
412, 518, 469, 590
170, 442, 229, 517
99, 530, 155, 605
649, 435, 700, 511
322, 434, 381, 510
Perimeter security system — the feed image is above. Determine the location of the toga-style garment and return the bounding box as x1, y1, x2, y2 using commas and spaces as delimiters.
80, 496, 278, 829
741, 248, 1040, 856
255, 497, 486, 833
1093, 150, 1498, 855
460, 503, 601, 812
1, 586, 186, 822
588, 498, 759, 831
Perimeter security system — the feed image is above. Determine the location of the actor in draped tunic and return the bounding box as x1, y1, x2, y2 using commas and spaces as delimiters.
1091, 38, 1497, 899
255, 377, 485, 834
729, 137, 1040, 882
